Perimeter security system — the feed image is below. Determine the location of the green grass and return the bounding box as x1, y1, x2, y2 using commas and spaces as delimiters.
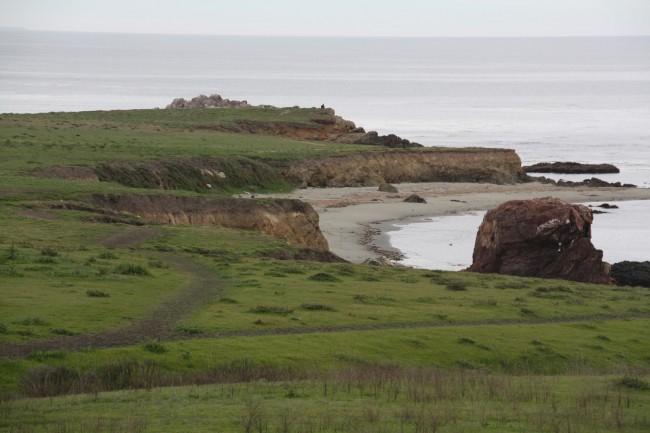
0, 209, 184, 342
0, 107, 376, 200
2, 372, 649, 433
176, 256, 650, 334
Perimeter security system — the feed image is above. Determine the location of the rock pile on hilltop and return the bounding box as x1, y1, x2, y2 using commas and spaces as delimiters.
468, 197, 610, 283
167, 94, 249, 109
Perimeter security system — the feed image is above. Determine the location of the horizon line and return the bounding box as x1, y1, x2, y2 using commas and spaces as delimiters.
2, 27, 649, 39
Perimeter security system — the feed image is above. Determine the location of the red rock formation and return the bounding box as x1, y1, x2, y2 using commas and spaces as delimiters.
468, 197, 611, 283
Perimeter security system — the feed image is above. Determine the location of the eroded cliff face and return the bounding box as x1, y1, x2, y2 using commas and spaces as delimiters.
89, 194, 329, 251
283, 149, 524, 187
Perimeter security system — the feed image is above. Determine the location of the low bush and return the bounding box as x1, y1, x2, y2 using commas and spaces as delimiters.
301, 303, 336, 312
148, 260, 168, 269
86, 289, 110, 298
520, 308, 537, 317
40, 247, 58, 257
114, 263, 151, 276
14, 317, 49, 326
176, 326, 203, 335
617, 376, 650, 391
143, 342, 167, 354
50, 328, 77, 336
249, 305, 293, 315
27, 350, 66, 361
308, 272, 340, 283
219, 297, 239, 304
446, 281, 468, 291
98, 251, 118, 260
0, 323, 7, 334
36, 256, 57, 264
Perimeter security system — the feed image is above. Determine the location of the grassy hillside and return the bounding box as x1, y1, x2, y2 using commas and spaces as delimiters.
0, 107, 374, 200
1, 108, 649, 432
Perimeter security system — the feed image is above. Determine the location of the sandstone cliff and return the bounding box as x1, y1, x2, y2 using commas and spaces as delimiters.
90, 194, 328, 251
283, 149, 524, 187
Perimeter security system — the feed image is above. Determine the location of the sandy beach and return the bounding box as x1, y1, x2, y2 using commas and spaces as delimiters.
263, 182, 650, 263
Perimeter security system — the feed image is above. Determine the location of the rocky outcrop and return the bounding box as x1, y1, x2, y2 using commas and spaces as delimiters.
284, 149, 524, 187
524, 162, 620, 174
610, 262, 650, 288
336, 131, 421, 148
403, 194, 426, 203
89, 194, 328, 250
167, 94, 249, 109
167, 100, 421, 148
468, 197, 611, 283
378, 183, 398, 193
525, 175, 636, 188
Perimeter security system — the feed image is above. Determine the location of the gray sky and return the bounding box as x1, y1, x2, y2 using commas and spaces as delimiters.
1, 0, 649, 37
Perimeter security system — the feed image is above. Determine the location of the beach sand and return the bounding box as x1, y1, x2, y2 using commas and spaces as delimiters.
262, 182, 650, 263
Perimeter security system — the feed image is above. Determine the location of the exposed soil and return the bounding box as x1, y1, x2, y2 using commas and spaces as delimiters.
19, 209, 59, 221
91, 193, 329, 251
101, 226, 162, 249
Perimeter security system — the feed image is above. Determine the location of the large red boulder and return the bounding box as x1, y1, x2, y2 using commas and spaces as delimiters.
468, 197, 610, 283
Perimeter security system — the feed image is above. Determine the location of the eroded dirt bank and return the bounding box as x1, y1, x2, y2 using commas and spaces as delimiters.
33, 148, 525, 192
283, 149, 524, 187
90, 194, 329, 250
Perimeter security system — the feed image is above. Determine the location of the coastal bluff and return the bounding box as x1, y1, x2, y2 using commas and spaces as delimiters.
89, 194, 329, 251
283, 148, 524, 187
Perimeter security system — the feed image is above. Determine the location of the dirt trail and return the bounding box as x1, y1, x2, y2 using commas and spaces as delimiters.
193, 312, 650, 341
3, 309, 648, 358
101, 226, 162, 248
0, 226, 221, 358
0, 255, 220, 358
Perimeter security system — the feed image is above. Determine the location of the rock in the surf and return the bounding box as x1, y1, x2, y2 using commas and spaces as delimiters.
468, 197, 610, 283
610, 261, 650, 288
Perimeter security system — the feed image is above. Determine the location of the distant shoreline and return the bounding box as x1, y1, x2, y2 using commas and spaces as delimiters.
262, 182, 650, 264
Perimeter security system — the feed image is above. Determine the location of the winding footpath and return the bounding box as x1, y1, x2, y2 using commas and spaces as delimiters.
0, 227, 222, 358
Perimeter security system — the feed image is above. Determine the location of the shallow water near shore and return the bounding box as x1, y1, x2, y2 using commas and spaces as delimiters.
387, 200, 650, 271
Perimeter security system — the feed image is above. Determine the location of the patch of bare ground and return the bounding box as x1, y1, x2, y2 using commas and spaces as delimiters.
18, 209, 58, 220
101, 226, 162, 248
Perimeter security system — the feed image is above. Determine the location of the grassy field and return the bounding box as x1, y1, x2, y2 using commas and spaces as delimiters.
0, 106, 376, 200
3, 371, 650, 433
1, 107, 649, 432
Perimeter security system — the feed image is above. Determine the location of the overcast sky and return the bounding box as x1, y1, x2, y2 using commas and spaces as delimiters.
1, 0, 649, 37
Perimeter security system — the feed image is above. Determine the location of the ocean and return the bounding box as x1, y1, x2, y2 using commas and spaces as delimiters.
2, 31, 649, 268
